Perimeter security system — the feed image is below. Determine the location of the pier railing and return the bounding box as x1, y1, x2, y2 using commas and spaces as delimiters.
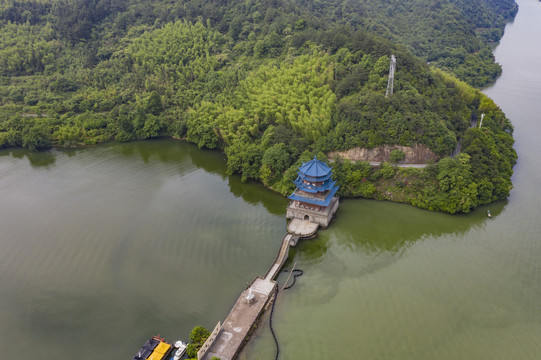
197, 321, 222, 360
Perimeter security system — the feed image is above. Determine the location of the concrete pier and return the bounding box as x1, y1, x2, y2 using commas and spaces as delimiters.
199, 278, 276, 360
198, 211, 332, 359
199, 233, 295, 360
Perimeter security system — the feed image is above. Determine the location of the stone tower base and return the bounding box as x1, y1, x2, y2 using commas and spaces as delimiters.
286, 197, 339, 228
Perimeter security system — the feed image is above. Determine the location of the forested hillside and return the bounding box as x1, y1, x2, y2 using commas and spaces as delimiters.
0, 0, 517, 213
294, 0, 518, 87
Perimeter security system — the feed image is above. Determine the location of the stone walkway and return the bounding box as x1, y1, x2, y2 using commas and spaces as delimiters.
200, 278, 275, 360
199, 220, 321, 360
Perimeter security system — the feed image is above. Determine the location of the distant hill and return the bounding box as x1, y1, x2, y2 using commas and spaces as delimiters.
293, 0, 518, 87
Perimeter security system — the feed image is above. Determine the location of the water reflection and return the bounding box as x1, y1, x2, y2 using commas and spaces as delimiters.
0, 139, 288, 215
279, 197, 510, 308
331, 199, 508, 254
110, 139, 289, 215
284, 198, 507, 273
0, 147, 56, 167
287, 235, 330, 266
115, 138, 225, 173
228, 175, 288, 216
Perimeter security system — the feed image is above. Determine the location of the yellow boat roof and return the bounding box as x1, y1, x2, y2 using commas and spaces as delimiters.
146, 342, 171, 360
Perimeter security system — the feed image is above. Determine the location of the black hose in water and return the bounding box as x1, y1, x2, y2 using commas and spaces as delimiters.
269, 287, 280, 360
268, 268, 304, 360
282, 269, 304, 290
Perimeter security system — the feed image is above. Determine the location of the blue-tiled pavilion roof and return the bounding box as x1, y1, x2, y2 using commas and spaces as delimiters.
298, 171, 333, 183
293, 177, 336, 194
288, 186, 339, 207
298, 156, 333, 180
288, 156, 340, 206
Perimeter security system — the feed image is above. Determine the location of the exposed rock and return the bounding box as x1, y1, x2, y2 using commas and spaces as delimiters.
328, 144, 438, 164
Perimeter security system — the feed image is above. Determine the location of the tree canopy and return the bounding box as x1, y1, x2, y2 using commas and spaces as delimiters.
0, 0, 517, 213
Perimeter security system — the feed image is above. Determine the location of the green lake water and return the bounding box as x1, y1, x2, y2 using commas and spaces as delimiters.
1, 0, 541, 359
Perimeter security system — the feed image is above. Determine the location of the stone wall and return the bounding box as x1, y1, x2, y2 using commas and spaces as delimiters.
286, 197, 339, 228
328, 144, 438, 164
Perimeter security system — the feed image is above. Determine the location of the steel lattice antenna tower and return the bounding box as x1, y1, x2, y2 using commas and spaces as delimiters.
385, 55, 396, 97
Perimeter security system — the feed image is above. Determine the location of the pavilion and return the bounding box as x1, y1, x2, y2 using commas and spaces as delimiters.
286, 156, 339, 228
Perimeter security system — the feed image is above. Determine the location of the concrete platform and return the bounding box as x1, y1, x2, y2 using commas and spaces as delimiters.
287, 218, 319, 237
251, 277, 276, 296
200, 278, 276, 360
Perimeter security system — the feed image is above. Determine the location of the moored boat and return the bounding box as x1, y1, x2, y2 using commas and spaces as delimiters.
132, 336, 176, 360
487, 210, 492, 218
147, 339, 173, 360
132, 337, 160, 360
172, 341, 187, 360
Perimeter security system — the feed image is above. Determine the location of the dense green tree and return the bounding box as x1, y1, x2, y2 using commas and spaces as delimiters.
225, 139, 264, 182
390, 149, 405, 163
185, 325, 211, 359
21, 123, 51, 151
262, 143, 292, 175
